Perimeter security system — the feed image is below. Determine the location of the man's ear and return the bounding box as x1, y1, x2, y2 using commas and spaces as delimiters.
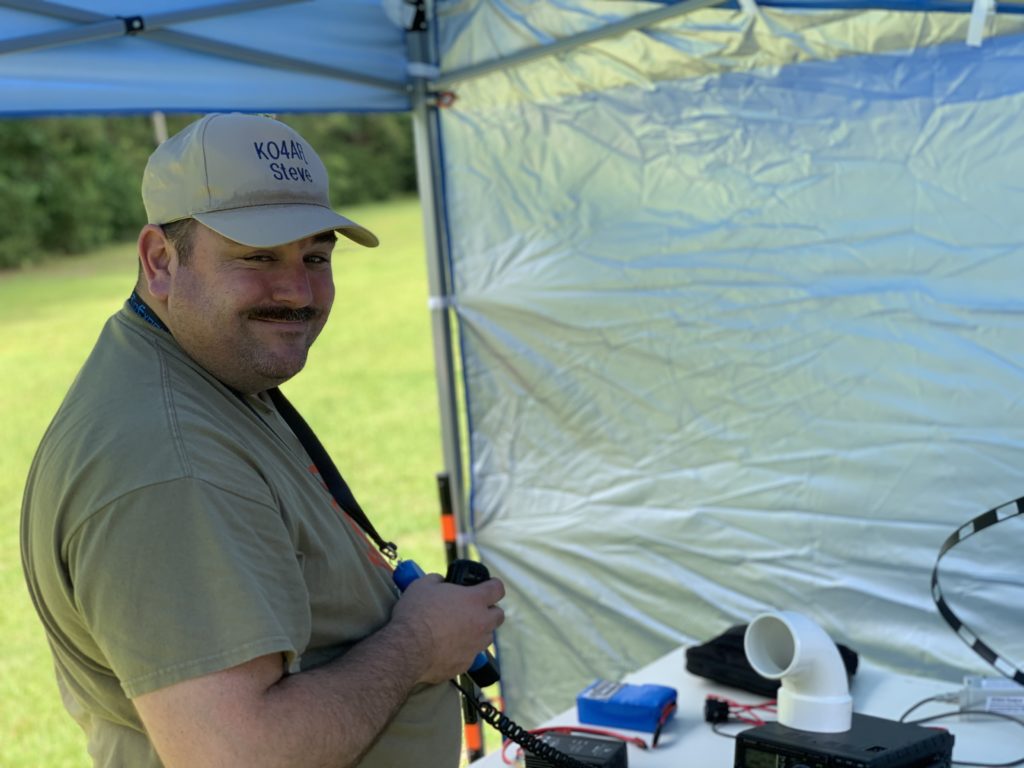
138, 224, 173, 302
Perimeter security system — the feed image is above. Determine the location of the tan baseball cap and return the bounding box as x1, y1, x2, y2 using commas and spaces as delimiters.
142, 112, 379, 248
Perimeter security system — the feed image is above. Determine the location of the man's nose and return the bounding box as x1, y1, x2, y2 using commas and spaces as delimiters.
272, 263, 314, 306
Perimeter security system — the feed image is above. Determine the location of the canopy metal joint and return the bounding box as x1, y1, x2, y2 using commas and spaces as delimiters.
121, 15, 145, 34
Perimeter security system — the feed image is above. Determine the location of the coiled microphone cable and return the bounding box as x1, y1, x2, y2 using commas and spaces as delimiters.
452, 679, 593, 768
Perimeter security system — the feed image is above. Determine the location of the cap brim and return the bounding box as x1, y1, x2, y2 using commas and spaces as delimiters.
195, 204, 379, 248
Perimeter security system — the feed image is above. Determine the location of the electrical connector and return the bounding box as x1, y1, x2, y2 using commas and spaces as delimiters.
959, 675, 1024, 719
704, 697, 731, 724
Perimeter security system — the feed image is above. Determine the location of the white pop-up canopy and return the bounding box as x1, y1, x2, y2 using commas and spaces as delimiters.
4, 0, 1023, 731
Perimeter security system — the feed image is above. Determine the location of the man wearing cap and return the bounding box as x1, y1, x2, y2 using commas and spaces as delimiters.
21, 113, 504, 768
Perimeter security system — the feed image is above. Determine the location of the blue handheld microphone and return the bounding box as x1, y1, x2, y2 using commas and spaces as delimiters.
393, 559, 501, 687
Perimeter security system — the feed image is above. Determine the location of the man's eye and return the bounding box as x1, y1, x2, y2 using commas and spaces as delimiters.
305, 254, 332, 265
243, 253, 274, 262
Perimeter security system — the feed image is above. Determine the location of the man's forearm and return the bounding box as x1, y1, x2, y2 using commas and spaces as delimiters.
135, 576, 503, 768
136, 620, 430, 768
261, 619, 429, 767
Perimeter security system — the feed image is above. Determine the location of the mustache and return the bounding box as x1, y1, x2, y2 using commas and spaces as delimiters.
248, 306, 321, 322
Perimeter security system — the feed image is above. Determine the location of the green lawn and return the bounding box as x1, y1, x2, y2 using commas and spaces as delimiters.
0, 196, 461, 765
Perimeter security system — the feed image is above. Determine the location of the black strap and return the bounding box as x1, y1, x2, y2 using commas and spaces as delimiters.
268, 387, 398, 561
125, 295, 395, 556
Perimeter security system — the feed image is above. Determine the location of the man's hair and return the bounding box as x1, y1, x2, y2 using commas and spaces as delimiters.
161, 218, 196, 265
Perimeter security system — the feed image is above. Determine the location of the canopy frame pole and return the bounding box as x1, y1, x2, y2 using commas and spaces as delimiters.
432, 0, 727, 91
408, 4, 472, 556
0, 0, 406, 91
0, 0, 305, 55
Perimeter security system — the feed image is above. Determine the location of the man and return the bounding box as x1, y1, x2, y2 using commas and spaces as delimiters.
21, 112, 504, 768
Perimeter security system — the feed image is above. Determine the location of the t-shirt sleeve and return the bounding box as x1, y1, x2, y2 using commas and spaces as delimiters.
66, 477, 312, 699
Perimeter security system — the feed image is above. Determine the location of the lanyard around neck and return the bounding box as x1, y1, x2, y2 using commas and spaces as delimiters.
128, 290, 170, 333
268, 387, 398, 563
127, 291, 398, 562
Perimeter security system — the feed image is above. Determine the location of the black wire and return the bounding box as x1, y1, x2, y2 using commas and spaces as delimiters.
898, 694, 957, 723
899, 695, 1024, 768
711, 722, 739, 739
906, 708, 1024, 730
910, 711, 1024, 768
451, 679, 593, 768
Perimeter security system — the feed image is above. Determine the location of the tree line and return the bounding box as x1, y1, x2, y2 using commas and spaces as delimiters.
0, 112, 417, 270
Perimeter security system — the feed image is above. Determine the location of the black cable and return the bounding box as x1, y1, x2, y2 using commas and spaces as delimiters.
910, 711, 1024, 768
451, 679, 593, 768
898, 694, 958, 723
898, 694, 1024, 768
711, 722, 739, 739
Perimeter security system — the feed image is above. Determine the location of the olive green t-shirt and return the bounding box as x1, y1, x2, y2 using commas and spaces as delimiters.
21, 305, 460, 767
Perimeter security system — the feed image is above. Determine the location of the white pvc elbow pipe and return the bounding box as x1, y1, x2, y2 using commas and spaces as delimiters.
744, 611, 853, 733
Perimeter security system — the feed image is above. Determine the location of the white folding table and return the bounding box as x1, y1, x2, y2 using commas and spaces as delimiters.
470, 646, 1021, 767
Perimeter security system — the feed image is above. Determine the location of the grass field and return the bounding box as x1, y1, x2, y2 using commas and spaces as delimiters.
0, 196, 466, 765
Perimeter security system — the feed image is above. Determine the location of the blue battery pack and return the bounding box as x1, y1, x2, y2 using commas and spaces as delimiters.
576, 679, 678, 733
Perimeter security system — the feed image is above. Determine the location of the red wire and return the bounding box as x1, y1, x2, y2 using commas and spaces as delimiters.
652, 700, 677, 746
707, 695, 777, 726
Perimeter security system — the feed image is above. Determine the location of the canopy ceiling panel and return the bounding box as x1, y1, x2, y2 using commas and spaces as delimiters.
0, 0, 411, 114
436, 0, 1024, 726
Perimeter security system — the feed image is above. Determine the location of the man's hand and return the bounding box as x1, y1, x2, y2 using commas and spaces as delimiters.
389, 573, 505, 684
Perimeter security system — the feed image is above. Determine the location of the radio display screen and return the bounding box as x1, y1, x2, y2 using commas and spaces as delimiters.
742, 747, 780, 768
